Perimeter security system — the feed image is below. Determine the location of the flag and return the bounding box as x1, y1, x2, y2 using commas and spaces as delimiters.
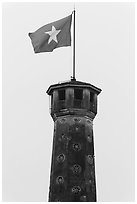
29, 15, 72, 53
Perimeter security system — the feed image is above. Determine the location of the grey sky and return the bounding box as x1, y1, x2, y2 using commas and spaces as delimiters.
2, 2, 135, 201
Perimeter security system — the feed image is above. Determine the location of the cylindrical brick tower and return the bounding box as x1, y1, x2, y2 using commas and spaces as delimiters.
47, 79, 101, 202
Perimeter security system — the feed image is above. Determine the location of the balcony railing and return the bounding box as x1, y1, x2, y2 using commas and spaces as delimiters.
50, 100, 97, 114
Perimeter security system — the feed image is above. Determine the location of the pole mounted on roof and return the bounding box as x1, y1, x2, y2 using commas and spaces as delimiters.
71, 6, 76, 81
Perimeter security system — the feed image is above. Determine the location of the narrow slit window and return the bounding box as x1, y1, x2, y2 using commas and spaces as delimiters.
74, 89, 83, 100
58, 89, 65, 100
51, 95, 53, 105
90, 92, 94, 103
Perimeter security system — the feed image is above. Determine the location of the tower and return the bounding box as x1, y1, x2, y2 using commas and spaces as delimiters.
47, 79, 101, 202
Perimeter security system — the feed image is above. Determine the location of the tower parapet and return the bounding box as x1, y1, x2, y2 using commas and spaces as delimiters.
47, 80, 101, 120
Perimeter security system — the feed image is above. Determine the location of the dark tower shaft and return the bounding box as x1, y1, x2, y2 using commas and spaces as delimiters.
47, 80, 101, 202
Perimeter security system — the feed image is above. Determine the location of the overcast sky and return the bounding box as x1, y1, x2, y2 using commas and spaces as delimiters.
2, 2, 135, 202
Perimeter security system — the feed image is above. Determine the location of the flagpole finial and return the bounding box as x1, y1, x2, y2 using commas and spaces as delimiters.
72, 3, 75, 13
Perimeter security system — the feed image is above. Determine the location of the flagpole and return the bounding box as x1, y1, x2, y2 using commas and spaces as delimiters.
72, 9, 76, 81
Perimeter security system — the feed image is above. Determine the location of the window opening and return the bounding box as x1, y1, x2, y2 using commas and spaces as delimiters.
90, 92, 94, 103
74, 89, 83, 100
58, 89, 65, 100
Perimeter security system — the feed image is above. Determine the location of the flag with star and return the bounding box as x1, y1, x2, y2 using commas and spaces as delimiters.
29, 15, 72, 53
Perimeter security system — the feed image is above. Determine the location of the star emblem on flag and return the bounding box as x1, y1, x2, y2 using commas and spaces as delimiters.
45, 25, 61, 44
28, 14, 72, 53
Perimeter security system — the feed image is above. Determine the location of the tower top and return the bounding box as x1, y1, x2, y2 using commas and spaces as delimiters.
47, 79, 102, 96
46, 80, 101, 121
